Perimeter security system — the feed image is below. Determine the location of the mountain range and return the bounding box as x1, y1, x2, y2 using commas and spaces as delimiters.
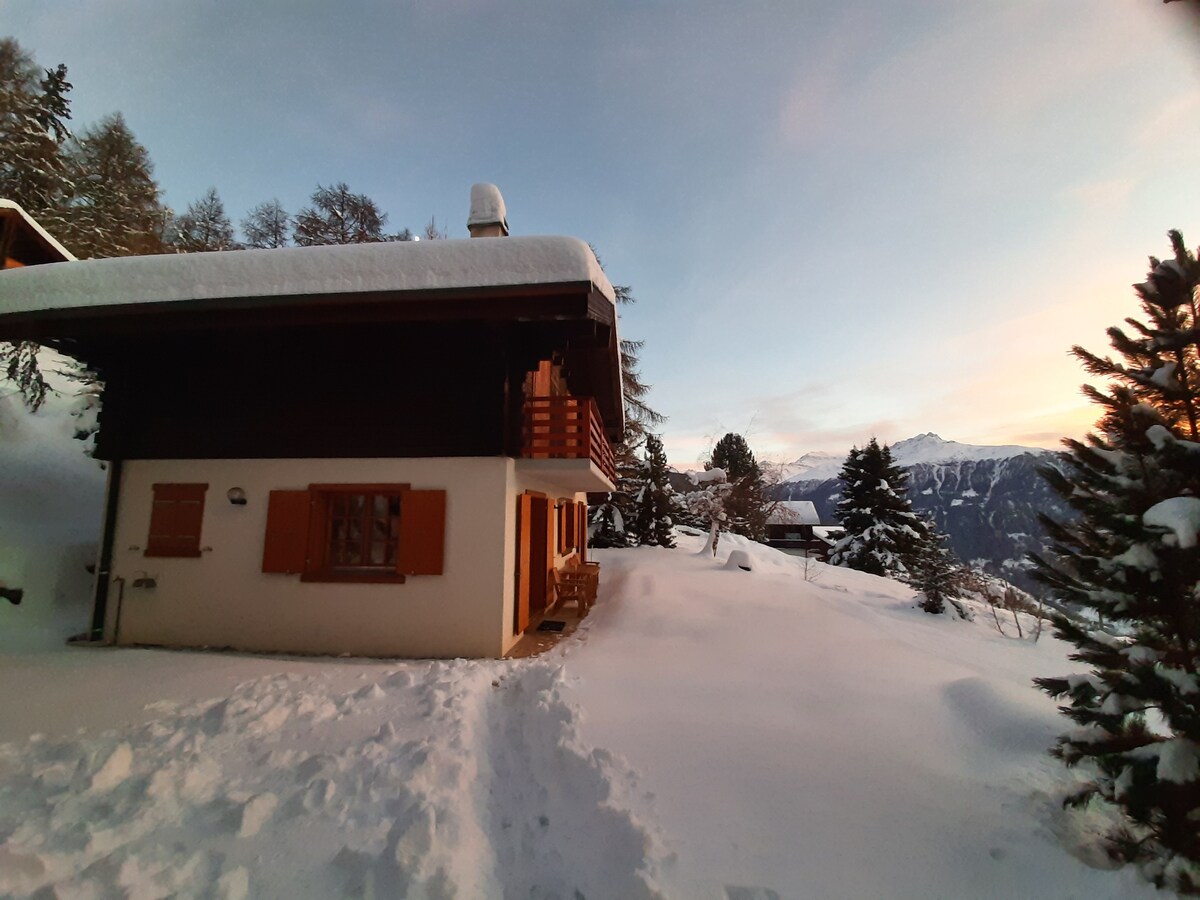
771, 433, 1069, 596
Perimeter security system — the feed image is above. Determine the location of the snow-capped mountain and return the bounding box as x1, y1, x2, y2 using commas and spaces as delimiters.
779, 433, 1043, 483
774, 434, 1067, 596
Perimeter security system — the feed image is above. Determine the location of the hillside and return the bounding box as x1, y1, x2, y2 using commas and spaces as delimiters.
774, 434, 1068, 595
0, 528, 1155, 898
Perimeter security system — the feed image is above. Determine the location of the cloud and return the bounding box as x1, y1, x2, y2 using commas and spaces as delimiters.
777, 4, 1158, 153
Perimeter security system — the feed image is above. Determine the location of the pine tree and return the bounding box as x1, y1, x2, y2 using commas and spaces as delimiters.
241, 199, 290, 249
585, 255, 666, 546
54, 112, 167, 259
829, 438, 926, 577
908, 523, 961, 614
589, 493, 631, 548
630, 434, 676, 548
293, 182, 388, 246
1031, 230, 1200, 893
170, 187, 236, 252
710, 432, 769, 541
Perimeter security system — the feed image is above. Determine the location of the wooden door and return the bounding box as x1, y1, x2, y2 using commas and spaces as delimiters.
515, 492, 553, 633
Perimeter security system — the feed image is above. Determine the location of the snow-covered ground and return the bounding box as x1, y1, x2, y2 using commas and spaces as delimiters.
0, 528, 1157, 898
0, 352, 106, 652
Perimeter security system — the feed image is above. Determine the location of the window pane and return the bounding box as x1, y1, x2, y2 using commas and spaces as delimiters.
321, 490, 404, 572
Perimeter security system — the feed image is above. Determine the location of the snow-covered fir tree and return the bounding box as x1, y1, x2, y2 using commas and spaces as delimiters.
170, 187, 236, 252
1032, 230, 1200, 894
684, 467, 732, 557
293, 183, 389, 246
908, 523, 961, 614
589, 491, 631, 548
630, 434, 676, 548
241, 199, 291, 249
829, 438, 926, 577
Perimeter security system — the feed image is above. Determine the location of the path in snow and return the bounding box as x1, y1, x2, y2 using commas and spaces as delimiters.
0, 656, 666, 899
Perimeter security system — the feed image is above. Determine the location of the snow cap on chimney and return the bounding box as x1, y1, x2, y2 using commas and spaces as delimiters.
467, 183, 509, 237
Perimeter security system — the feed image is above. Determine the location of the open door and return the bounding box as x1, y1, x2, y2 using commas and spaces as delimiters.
515, 492, 553, 633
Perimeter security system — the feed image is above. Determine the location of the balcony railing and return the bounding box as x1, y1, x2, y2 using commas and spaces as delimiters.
522, 395, 617, 486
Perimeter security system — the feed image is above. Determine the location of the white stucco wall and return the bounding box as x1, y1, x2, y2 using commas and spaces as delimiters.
106, 458, 513, 658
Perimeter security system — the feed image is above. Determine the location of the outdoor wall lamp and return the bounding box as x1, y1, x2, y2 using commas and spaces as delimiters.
131, 572, 157, 589
227, 487, 247, 506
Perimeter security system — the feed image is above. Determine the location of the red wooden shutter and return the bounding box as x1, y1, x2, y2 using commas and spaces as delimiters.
397, 490, 446, 575
515, 493, 532, 632
146, 483, 207, 557
262, 490, 312, 574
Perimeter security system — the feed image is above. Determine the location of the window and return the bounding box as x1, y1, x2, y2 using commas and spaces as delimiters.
327, 491, 402, 571
145, 483, 208, 557
262, 484, 445, 583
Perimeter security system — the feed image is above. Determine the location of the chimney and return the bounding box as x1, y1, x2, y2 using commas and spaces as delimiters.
467, 183, 509, 237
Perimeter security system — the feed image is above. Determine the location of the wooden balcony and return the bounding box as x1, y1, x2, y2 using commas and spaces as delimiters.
522, 396, 618, 488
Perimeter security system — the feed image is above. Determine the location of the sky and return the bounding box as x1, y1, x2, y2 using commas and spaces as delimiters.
6, 1, 1200, 466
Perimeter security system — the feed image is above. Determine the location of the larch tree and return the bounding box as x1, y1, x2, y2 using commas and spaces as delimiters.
241, 199, 290, 249
55, 112, 168, 259
0, 38, 73, 412
0, 38, 72, 218
1031, 230, 1200, 893
293, 182, 389, 246
829, 438, 927, 578
422, 216, 447, 240
170, 187, 236, 252
586, 258, 666, 548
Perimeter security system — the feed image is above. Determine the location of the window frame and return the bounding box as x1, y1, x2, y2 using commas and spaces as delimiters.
302, 483, 410, 584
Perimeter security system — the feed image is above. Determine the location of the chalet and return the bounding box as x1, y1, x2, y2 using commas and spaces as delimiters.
0, 186, 622, 658
765, 500, 842, 559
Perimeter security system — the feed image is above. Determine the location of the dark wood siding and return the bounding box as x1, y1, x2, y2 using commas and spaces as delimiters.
94, 322, 509, 460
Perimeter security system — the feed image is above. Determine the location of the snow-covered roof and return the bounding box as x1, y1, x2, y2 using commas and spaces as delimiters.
812, 525, 844, 541
0, 199, 75, 263
768, 500, 820, 526
0, 234, 614, 316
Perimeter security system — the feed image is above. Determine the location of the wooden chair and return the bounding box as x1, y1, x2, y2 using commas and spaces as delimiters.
551, 567, 591, 617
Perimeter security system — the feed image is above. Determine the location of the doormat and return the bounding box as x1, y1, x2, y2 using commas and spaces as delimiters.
537, 620, 566, 633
